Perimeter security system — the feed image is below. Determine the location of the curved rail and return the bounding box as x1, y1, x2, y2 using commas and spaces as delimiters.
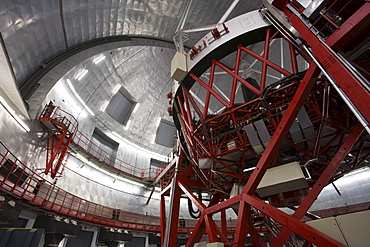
0, 141, 225, 233
0, 141, 368, 233
39, 104, 169, 180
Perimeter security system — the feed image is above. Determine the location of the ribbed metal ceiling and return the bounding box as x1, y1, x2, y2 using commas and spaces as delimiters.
0, 0, 261, 155
0, 0, 260, 86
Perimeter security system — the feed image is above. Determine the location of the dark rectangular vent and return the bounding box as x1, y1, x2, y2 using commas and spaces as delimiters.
106, 87, 137, 125
155, 119, 177, 148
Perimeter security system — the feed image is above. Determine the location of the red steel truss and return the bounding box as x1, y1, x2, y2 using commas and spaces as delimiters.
162, 1, 370, 246
39, 104, 78, 178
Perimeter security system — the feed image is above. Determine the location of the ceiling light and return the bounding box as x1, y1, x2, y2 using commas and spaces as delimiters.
113, 85, 121, 94
76, 69, 88, 81
124, 120, 131, 130
155, 117, 161, 128
0, 96, 30, 132
67, 79, 95, 116
101, 100, 109, 112
93, 55, 106, 64
243, 167, 255, 172
110, 131, 167, 161
132, 103, 139, 113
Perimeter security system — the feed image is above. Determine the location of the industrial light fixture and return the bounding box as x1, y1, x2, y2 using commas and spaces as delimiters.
101, 100, 109, 112
243, 167, 255, 172
109, 131, 167, 161
113, 85, 121, 94
73, 152, 146, 188
132, 103, 140, 113
93, 55, 105, 64
76, 69, 88, 81
0, 96, 30, 132
124, 120, 131, 130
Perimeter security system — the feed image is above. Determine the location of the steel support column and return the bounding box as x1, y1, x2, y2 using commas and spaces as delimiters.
271, 122, 364, 246
243, 63, 320, 194
279, 2, 370, 129
163, 151, 184, 247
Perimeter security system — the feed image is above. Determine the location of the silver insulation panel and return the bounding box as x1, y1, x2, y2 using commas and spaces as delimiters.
0, 0, 260, 86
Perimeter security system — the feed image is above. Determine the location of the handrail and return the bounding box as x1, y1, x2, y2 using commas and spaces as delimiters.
39, 105, 78, 135
0, 141, 369, 232
72, 131, 167, 179
39, 104, 170, 180
0, 140, 233, 232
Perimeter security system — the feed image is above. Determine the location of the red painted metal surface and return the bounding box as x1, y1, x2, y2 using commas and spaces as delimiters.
39, 104, 169, 180
0, 141, 368, 242
39, 105, 78, 178
0, 141, 237, 233
163, 1, 370, 245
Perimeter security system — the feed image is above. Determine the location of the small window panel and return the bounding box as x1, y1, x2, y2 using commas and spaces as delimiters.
155, 119, 177, 148
106, 87, 136, 125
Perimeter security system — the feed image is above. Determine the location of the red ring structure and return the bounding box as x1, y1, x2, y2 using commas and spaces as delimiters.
161, 1, 370, 246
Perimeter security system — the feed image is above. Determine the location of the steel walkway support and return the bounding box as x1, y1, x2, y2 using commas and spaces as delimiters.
38, 104, 78, 178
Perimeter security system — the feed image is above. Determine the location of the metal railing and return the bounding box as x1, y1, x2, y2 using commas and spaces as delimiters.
1, 141, 369, 234
0, 141, 232, 232
72, 131, 167, 179
39, 105, 169, 180
39, 105, 78, 135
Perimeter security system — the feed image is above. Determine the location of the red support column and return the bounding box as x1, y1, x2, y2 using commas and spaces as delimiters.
201, 63, 217, 118
186, 216, 206, 246
243, 63, 321, 194
205, 215, 219, 243
284, 7, 370, 128
271, 122, 364, 246
163, 151, 185, 247
160, 193, 166, 246
229, 48, 242, 107
221, 209, 227, 237
260, 28, 272, 91
233, 201, 250, 247
234, 201, 266, 247
243, 194, 346, 247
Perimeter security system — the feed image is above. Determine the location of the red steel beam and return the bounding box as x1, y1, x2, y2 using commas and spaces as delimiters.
238, 45, 291, 78
243, 193, 347, 247
243, 63, 320, 194
260, 28, 272, 91
163, 151, 185, 247
326, 2, 370, 51
229, 48, 242, 107
186, 215, 206, 246
271, 122, 364, 246
160, 194, 166, 246
213, 59, 261, 96
282, 5, 370, 129
205, 214, 219, 242
201, 63, 217, 118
